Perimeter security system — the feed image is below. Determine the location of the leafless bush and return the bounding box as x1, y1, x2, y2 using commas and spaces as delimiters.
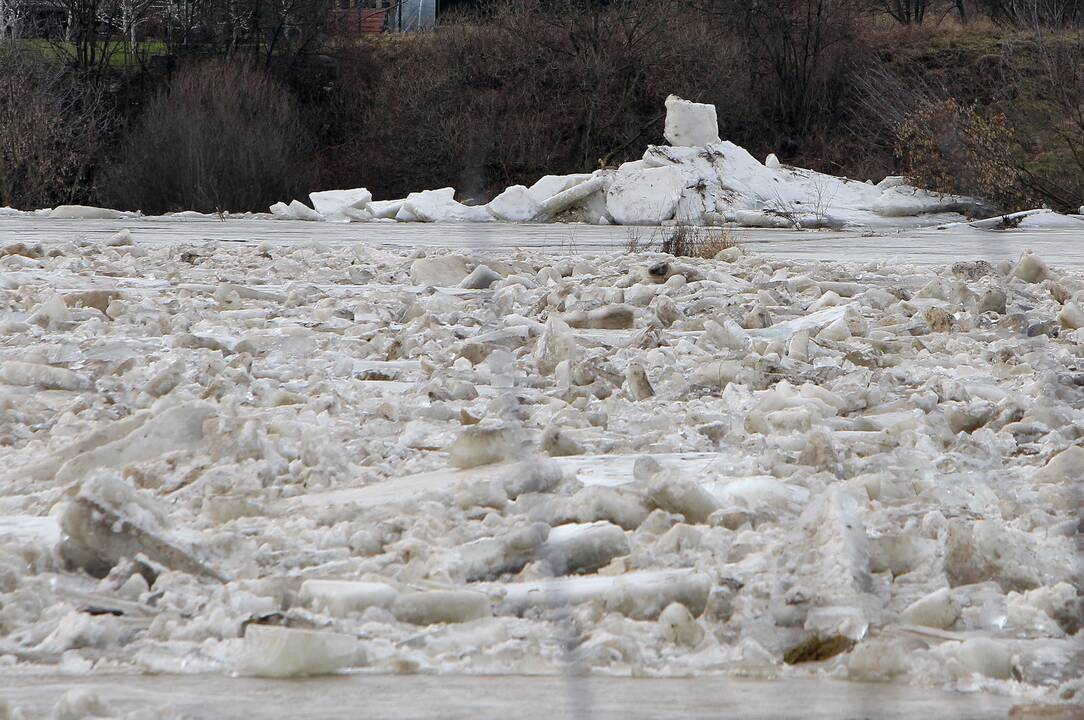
0, 48, 112, 209
103, 61, 314, 214
687, 0, 867, 142
625, 224, 740, 258
975, 0, 1082, 26
859, 23, 1084, 211
867, 0, 944, 24
1012, 25, 1084, 208
894, 98, 1033, 209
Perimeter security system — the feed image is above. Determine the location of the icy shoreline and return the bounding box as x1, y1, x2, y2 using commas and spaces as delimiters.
1, 227, 1082, 716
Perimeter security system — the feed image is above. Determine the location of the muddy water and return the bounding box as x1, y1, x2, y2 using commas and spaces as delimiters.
1, 216, 1082, 267
0, 673, 1022, 719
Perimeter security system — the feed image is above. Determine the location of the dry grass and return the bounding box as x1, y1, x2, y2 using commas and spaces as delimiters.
624, 224, 741, 259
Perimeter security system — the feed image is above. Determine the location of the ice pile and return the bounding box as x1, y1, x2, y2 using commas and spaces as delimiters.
267, 95, 997, 229
0, 233, 1081, 712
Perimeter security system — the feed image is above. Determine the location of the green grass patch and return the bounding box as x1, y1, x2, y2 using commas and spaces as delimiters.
17, 39, 168, 68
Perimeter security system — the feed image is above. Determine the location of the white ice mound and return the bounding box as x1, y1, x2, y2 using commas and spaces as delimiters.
663, 94, 720, 147
606, 166, 687, 225
49, 205, 131, 220
486, 185, 542, 222
396, 188, 495, 223
308, 188, 372, 221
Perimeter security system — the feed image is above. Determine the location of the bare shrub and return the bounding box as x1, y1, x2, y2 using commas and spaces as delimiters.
0, 48, 112, 209
895, 98, 1036, 209
868, 0, 942, 24
625, 224, 740, 258
974, 0, 1082, 27
689, 0, 867, 143
623, 226, 663, 254
103, 61, 314, 214
1010, 25, 1084, 209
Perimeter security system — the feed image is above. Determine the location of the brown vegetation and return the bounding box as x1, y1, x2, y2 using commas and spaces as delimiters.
0, 48, 112, 209
625, 225, 741, 259
103, 62, 314, 214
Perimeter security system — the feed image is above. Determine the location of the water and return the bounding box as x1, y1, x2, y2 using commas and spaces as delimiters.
2, 216, 1081, 266
0, 673, 1021, 719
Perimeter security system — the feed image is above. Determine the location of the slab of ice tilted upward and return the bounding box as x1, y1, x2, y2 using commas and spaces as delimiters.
747, 304, 856, 341
663, 95, 721, 147
308, 188, 372, 221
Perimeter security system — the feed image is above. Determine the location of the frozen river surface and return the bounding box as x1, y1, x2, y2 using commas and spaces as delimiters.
2, 215, 1081, 720
1, 215, 1082, 266
0, 673, 1022, 719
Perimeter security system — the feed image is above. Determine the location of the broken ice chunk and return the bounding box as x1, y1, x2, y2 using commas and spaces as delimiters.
663, 95, 720, 147
950, 637, 1014, 680
900, 588, 960, 629
542, 521, 630, 575
288, 199, 324, 221
606, 166, 686, 226
1032, 446, 1084, 484
449, 524, 549, 581
391, 590, 492, 625
238, 624, 356, 677
0, 361, 92, 392
299, 580, 399, 617
308, 188, 372, 220
446, 422, 521, 469
564, 305, 635, 330
486, 185, 542, 223
57, 473, 226, 581
1011, 251, 1051, 284
458, 264, 503, 290
648, 474, 722, 524
54, 401, 218, 485
658, 601, 705, 647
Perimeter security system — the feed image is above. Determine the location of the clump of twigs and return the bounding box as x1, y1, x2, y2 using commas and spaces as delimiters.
625, 224, 741, 258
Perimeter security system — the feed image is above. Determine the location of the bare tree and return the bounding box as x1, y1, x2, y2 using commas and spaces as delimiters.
0, 48, 113, 207
49, 0, 126, 75
494, 0, 700, 168
869, 0, 941, 23
1011, 21, 1084, 206
0, 0, 27, 39
687, 0, 863, 138
111, 0, 156, 46
104, 61, 314, 212
974, 0, 1082, 25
